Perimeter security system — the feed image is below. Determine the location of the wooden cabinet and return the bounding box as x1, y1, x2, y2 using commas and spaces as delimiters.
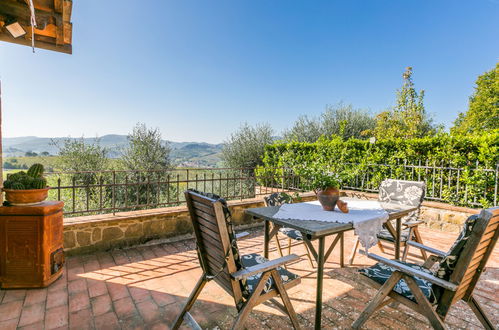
0, 201, 64, 288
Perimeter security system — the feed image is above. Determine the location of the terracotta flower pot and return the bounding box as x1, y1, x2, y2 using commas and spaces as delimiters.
316, 187, 340, 211
3, 188, 50, 206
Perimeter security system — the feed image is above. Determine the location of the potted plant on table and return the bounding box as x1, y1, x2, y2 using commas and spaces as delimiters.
295, 163, 348, 212
2, 163, 49, 205
309, 171, 342, 211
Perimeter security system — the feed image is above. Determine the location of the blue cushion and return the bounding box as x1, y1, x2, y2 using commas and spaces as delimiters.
264, 193, 303, 241
377, 227, 410, 242
241, 253, 299, 295
279, 227, 304, 241
359, 261, 438, 305
433, 215, 479, 300
264, 192, 293, 206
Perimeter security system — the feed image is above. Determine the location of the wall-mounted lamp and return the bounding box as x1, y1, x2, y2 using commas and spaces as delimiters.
5, 21, 26, 38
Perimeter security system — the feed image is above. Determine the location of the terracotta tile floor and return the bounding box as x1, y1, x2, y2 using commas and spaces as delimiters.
0, 226, 497, 330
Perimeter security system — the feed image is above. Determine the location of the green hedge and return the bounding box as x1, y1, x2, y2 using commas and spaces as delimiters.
259, 132, 499, 207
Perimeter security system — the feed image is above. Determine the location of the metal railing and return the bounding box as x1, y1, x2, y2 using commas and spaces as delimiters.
340, 161, 498, 208
46, 162, 499, 217
46, 167, 301, 216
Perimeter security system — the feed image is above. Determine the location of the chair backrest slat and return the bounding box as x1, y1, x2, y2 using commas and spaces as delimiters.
197, 218, 221, 237
187, 193, 227, 266
197, 222, 224, 243
436, 207, 499, 314
191, 199, 217, 216
459, 208, 499, 301
184, 190, 245, 305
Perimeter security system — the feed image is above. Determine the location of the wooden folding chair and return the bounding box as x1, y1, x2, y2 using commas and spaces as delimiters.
349, 179, 427, 264
352, 206, 499, 329
264, 192, 315, 268
172, 189, 302, 330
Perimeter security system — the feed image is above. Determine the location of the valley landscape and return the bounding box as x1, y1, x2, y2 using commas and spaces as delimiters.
3, 135, 224, 170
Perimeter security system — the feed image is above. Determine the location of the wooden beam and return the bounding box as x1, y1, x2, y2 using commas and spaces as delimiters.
0, 32, 72, 54
54, 0, 63, 13
33, 23, 56, 37
55, 15, 63, 45
62, 0, 72, 22
55, 0, 68, 45
0, 1, 62, 23
63, 22, 71, 44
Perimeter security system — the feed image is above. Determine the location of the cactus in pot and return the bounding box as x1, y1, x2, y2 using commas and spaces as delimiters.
11, 182, 26, 190
31, 177, 48, 189
3, 164, 50, 205
4, 164, 47, 190
27, 163, 44, 178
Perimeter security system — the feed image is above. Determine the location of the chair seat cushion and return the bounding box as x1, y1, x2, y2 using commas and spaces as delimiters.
359, 261, 438, 305
377, 228, 410, 242
279, 227, 303, 241
241, 253, 299, 295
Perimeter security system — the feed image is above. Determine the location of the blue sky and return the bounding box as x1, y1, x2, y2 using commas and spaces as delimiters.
0, 0, 498, 143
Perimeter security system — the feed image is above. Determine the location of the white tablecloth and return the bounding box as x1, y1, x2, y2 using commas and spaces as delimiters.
273, 200, 389, 250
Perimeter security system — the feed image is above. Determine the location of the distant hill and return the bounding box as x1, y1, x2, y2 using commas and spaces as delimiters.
3, 135, 223, 167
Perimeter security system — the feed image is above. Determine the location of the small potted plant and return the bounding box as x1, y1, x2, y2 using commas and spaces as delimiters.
309, 171, 342, 211
3, 163, 49, 205
294, 163, 345, 211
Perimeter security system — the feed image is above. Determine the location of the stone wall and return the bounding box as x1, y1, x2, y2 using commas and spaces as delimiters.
63, 193, 318, 255
419, 202, 479, 232
62, 190, 479, 255
63, 200, 256, 255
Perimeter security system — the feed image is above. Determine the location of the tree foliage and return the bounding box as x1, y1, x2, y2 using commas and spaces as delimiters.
283, 115, 322, 143
283, 103, 375, 142
451, 62, 499, 135
55, 137, 108, 173
120, 123, 171, 171
221, 122, 274, 169
53, 137, 109, 187
117, 123, 174, 209
368, 67, 439, 139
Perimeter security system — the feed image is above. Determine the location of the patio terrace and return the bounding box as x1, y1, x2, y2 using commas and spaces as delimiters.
0, 226, 497, 330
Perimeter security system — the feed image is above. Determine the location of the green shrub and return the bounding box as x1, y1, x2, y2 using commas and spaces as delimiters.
259, 132, 499, 207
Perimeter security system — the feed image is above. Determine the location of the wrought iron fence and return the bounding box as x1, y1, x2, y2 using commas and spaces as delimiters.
46, 162, 499, 217
45, 167, 301, 217
340, 161, 499, 208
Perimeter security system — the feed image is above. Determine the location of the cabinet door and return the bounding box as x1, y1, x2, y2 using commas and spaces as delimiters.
49, 211, 64, 247
0, 219, 4, 278
5, 217, 40, 281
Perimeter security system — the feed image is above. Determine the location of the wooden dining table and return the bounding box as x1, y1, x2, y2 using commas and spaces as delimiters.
245, 197, 418, 330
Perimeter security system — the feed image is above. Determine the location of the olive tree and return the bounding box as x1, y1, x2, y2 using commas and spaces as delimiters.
51, 137, 109, 213
118, 123, 173, 208
120, 123, 171, 171
55, 137, 108, 179
283, 103, 375, 142
221, 122, 274, 169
